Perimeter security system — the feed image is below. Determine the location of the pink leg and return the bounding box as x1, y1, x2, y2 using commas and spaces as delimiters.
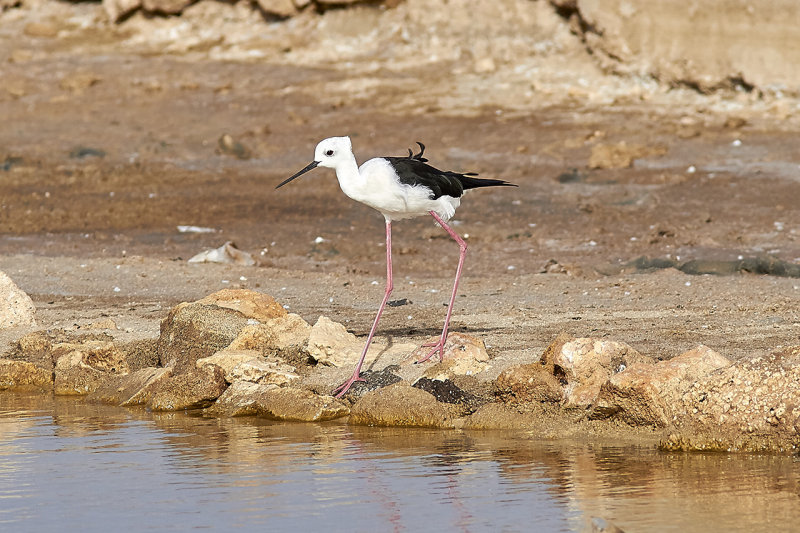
417, 211, 467, 363
333, 220, 394, 397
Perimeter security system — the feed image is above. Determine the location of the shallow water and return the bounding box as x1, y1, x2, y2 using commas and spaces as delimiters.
1, 394, 798, 532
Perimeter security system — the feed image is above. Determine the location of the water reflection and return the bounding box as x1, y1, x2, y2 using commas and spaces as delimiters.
0, 393, 798, 532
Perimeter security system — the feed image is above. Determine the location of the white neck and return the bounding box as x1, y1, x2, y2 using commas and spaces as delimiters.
333, 157, 363, 200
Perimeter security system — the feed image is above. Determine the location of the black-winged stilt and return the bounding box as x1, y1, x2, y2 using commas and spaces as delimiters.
277, 136, 516, 397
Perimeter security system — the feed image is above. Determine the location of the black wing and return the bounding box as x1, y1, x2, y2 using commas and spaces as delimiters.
384, 157, 466, 199
385, 143, 517, 199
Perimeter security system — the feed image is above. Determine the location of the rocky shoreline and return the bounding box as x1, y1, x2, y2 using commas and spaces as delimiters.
2, 279, 798, 454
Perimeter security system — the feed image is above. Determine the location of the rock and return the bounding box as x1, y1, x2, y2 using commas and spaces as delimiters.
225, 314, 312, 367
539, 332, 575, 372
307, 316, 416, 368
414, 332, 490, 379
412, 377, 479, 410
550, 337, 654, 409
217, 133, 253, 159
158, 290, 303, 371
255, 0, 298, 17
462, 402, 545, 430
246, 386, 348, 421
588, 141, 666, 169
16, 330, 53, 354
0, 270, 36, 329
332, 367, 403, 400
1, 0, 21, 11
196, 349, 263, 378
89, 367, 173, 405
188, 242, 256, 266
495, 363, 564, 404
571, 0, 800, 92
197, 289, 287, 322
23, 22, 58, 38
593, 345, 732, 426
157, 292, 267, 370
103, 0, 140, 22
349, 382, 458, 428
141, 0, 193, 14
148, 365, 228, 411
229, 358, 299, 386
0, 359, 52, 391
226, 313, 310, 353
669, 345, 800, 451
10, 330, 131, 378
53, 340, 130, 395
206, 380, 278, 416
208, 382, 349, 421
196, 349, 299, 385
120, 339, 161, 371
306, 315, 367, 367
10, 330, 79, 372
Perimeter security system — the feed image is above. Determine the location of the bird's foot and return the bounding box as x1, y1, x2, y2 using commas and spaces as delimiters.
415, 338, 446, 364
332, 373, 366, 398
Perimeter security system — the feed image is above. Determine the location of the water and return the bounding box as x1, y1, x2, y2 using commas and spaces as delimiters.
0, 394, 799, 532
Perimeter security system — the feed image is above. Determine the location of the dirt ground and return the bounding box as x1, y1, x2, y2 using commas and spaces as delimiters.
0, 1, 798, 370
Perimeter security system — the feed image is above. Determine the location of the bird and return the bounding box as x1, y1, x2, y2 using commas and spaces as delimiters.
276, 136, 516, 397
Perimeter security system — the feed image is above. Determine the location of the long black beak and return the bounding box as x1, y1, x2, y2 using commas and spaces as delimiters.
276, 161, 319, 189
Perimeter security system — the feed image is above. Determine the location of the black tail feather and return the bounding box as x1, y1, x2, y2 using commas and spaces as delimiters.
406, 142, 428, 162
457, 174, 517, 190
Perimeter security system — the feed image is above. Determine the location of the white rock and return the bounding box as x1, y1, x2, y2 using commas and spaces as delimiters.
0, 271, 36, 329
103, 0, 141, 22
256, 0, 297, 17
197, 349, 262, 379
416, 332, 491, 380
307, 316, 364, 367
230, 358, 299, 386
306, 316, 415, 368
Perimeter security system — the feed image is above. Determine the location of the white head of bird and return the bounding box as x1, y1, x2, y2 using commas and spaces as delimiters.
314, 136, 353, 168
276, 136, 355, 189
